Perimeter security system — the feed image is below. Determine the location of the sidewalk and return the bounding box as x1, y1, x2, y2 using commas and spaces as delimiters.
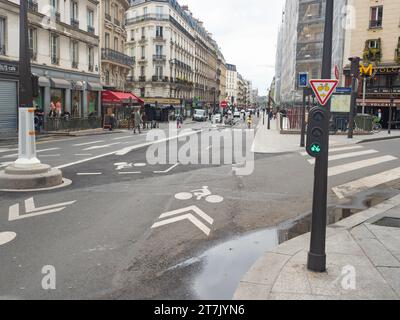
234, 194, 400, 300
252, 118, 400, 154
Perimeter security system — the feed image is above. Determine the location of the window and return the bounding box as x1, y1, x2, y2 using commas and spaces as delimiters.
105, 33, 110, 49
140, 66, 145, 76
51, 0, 59, 12
50, 34, 59, 64
88, 46, 94, 71
140, 87, 145, 97
156, 45, 163, 56
141, 46, 145, 59
370, 6, 383, 28
112, 4, 118, 20
156, 26, 163, 38
72, 41, 79, 68
0, 17, 5, 55
156, 6, 163, 18
28, 28, 37, 60
87, 9, 94, 29
141, 27, 145, 38
105, 0, 110, 15
130, 30, 134, 41
368, 39, 380, 49
156, 66, 163, 79
114, 37, 118, 51
143, 7, 148, 16
71, 1, 79, 21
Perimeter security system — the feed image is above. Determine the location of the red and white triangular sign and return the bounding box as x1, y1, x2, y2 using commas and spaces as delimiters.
309, 79, 339, 106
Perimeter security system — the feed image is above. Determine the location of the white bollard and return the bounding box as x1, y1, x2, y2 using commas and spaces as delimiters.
14, 108, 41, 167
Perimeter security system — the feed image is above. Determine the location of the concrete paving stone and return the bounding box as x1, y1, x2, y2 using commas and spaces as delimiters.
271, 253, 312, 295
240, 252, 291, 288
365, 224, 400, 257
326, 230, 365, 256
269, 233, 310, 256
350, 224, 376, 240
356, 238, 400, 268
232, 282, 270, 300
268, 292, 337, 300
306, 264, 342, 297
377, 267, 400, 298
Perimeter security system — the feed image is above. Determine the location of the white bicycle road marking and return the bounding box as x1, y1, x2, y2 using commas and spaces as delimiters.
0, 232, 17, 246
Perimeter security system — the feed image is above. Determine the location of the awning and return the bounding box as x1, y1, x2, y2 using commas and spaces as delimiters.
87, 82, 103, 91
102, 90, 144, 105
50, 78, 71, 89
38, 76, 50, 87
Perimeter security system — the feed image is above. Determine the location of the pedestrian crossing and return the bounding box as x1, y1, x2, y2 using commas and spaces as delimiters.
300, 145, 400, 199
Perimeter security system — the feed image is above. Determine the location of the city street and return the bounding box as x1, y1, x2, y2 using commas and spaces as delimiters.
1, 116, 400, 299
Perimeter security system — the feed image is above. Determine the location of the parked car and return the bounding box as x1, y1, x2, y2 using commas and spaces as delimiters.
193, 109, 207, 122
233, 111, 241, 118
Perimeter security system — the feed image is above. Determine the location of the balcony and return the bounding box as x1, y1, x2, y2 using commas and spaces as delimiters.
101, 48, 135, 67
396, 48, 400, 64
114, 18, 120, 27
105, 13, 112, 22
154, 36, 166, 43
363, 48, 381, 63
125, 14, 170, 26
55, 12, 60, 23
88, 64, 94, 72
87, 25, 95, 34
138, 36, 147, 44
72, 61, 79, 69
28, 0, 38, 12
369, 19, 382, 29
153, 54, 166, 62
139, 76, 146, 82
70, 18, 79, 29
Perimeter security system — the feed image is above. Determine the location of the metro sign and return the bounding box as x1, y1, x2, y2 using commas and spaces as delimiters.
309, 79, 339, 106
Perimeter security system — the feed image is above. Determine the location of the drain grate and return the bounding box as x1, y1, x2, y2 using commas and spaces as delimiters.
373, 217, 400, 229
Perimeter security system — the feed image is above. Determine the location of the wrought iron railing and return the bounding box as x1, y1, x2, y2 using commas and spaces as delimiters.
44, 116, 101, 132
70, 18, 79, 28
101, 48, 135, 66
28, 0, 38, 12
87, 25, 95, 34
125, 14, 169, 26
105, 13, 111, 21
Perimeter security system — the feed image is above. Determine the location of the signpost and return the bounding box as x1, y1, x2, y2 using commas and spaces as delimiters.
306, 0, 334, 273
299, 73, 308, 88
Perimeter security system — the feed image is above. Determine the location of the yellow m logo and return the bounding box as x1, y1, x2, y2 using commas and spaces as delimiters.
360, 64, 373, 76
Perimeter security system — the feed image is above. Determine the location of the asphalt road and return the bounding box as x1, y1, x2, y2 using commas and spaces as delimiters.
1, 118, 400, 299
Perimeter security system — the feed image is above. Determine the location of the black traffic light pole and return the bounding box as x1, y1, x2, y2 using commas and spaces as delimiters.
300, 88, 307, 147
307, 0, 334, 273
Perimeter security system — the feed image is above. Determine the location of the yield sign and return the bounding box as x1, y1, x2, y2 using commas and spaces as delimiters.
309, 79, 339, 106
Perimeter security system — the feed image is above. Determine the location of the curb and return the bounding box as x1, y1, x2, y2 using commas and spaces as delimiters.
357, 135, 400, 144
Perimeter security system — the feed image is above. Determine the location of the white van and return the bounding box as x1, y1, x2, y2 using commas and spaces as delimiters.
193, 109, 206, 121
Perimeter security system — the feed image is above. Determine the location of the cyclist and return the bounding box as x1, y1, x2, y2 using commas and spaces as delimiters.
247, 114, 252, 129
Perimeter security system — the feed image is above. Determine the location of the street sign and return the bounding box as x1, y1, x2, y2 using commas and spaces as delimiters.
220, 101, 228, 108
360, 63, 373, 77
298, 72, 308, 88
309, 79, 339, 106
335, 87, 352, 94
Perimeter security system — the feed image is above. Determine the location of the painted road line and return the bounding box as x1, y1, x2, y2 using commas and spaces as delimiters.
24, 197, 76, 214
154, 163, 180, 174
74, 154, 93, 156
329, 146, 364, 153
73, 140, 104, 147
308, 149, 379, 164
76, 173, 103, 176
118, 172, 141, 175
56, 130, 205, 169
0, 162, 12, 168
39, 154, 61, 157
333, 167, 400, 199
0, 148, 17, 153
328, 156, 397, 177
2, 148, 60, 159
0, 232, 17, 246
83, 142, 121, 151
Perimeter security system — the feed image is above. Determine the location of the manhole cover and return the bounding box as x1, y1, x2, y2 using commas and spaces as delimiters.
373, 217, 400, 228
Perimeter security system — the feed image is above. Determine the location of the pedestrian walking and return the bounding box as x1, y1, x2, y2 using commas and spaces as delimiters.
134, 109, 142, 134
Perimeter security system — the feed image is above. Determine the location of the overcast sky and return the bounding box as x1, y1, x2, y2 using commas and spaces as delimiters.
182, 0, 285, 96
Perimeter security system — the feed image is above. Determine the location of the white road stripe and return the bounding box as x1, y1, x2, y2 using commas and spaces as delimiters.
154, 163, 180, 174
2, 148, 60, 159
76, 173, 103, 176
308, 150, 379, 164
83, 142, 121, 151
328, 156, 397, 177
0, 148, 17, 153
333, 167, 400, 199
74, 154, 93, 156
39, 154, 61, 157
118, 172, 141, 175
73, 140, 104, 147
112, 136, 133, 140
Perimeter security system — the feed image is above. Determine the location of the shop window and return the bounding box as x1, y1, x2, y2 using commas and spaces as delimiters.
87, 91, 98, 116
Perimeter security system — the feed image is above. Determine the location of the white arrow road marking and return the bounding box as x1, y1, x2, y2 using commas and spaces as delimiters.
8, 198, 76, 221
0, 232, 17, 246
0, 162, 12, 168
0, 148, 17, 153
83, 142, 121, 151
154, 163, 180, 174
73, 140, 104, 147
151, 206, 214, 236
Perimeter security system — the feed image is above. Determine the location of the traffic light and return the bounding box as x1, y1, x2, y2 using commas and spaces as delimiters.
306, 107, 328, 158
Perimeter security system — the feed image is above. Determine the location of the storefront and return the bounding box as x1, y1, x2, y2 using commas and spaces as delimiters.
142, 98, 181, 122
102, 90, 143, 128
0, 60, 19, 136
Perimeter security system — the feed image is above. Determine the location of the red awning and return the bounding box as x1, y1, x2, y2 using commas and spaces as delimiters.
102, 90, 144, 104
